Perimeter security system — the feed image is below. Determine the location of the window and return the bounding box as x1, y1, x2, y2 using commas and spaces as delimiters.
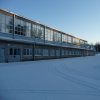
32, 24, 44, 39
0, 13, 13, 33
73, 38, 79, 45
53, 31, 61, 43
62, 34, 67, 43
9, 48, 20, 55
50, 49, 55, 56
0, 14, 6, 33
35, 48, 42, 56
9, 48, 13, 55
0, 14, 2, 32
37, 25, 44, 39
6, 16, 13, 33
23, 48, 32, 55
15, 18, 31, 37
45, 28, 53, 42
26, 22, 31, 37
68, 50, 71, 55
67, 36, 72, 43
15, 18, 24, 35
65, 50, 68, 55
32, 24, 37, 38
62, 49, 65, 56
80, 40, 85, 45
55, 49, 60, 56
43, 49, 49, 56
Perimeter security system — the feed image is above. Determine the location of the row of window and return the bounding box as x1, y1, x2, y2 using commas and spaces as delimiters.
9, 48, 32, 55
9, 48, 85, 56
0, 13, 86, 45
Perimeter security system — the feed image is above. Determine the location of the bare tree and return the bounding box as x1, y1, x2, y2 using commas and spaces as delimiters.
94, 42, 100, 52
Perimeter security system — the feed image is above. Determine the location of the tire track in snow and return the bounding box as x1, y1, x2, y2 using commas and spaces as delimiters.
53, 64, 100, 92
1, 89, 100, 96
62, 65, 100, 81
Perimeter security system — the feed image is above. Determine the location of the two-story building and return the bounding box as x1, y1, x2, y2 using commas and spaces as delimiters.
0, 9, 95, 63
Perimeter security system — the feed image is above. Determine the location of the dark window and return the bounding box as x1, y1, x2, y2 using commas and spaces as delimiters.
35, 48, 42, 56
9, 48, 20, 55
14, 18, 31, 37
14, 49, 20, 55
10, 48, 13, 55
23, 48, 32, 55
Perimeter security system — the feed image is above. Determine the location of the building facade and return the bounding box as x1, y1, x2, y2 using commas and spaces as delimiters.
0, 9, 95, 63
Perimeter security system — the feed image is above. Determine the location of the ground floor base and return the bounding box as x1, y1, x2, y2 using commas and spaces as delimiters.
0, 40, 95, 63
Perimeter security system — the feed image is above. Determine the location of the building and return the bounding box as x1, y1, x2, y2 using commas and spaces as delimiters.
0, 9, 95, 63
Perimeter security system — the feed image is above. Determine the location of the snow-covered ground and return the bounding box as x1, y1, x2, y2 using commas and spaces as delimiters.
0, 55, 100, 100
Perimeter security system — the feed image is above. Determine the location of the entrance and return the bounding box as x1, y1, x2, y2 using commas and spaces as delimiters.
0, 48, 5, 63
8, 48, 21, 62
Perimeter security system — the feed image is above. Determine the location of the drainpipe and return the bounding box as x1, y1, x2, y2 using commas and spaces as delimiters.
13, 14, 15, 39
33, 43, 35, 61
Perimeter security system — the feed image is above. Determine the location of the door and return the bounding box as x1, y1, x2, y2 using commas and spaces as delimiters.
8, 48, 21, 62
0, 48, 5, 63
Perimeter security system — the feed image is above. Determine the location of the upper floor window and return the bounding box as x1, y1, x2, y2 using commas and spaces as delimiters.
0, 13, 13, 34
62, 34, 67, 43
45, 28, 53, 42
26, 22, 31, 37
80, 40, 85, 45
53, 31, 61, 43
6, 16, 13, 33
32, 24, 44, 40
15, 17, 31, 37
32, 24, 37, 38
73, 38, 80, 45
37, 25, 44, 39
67, 36, 72, 43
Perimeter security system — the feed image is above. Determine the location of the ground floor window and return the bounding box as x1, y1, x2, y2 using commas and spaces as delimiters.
35, 48, 42, 56
68, 50, 72, 55
43, 49, 49, 56
50, 49, 55, 56
65, 50, 68, 55
9, 48, 20, 55
62, 49, 65, 56
55, 49, 60, 56
23, 48, 32, 55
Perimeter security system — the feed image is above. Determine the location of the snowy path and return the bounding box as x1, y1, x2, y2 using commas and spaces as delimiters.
0, 55, 100, 100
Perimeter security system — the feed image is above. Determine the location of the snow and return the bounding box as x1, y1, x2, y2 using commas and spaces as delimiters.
0, 55, 100, 100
